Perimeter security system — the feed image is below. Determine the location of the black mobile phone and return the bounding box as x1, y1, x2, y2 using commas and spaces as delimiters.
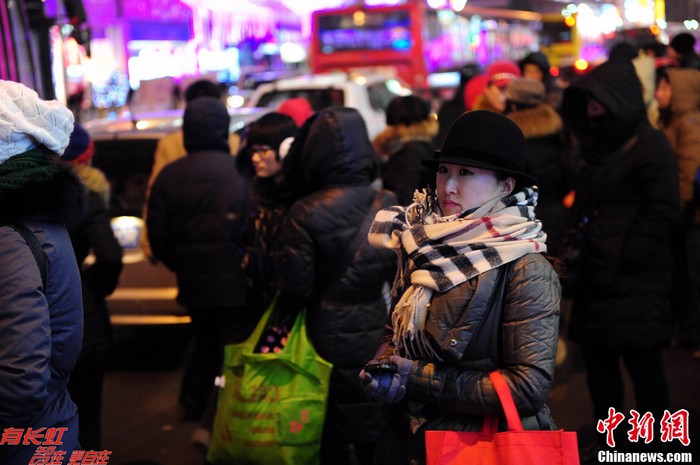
363, 361, 398, 374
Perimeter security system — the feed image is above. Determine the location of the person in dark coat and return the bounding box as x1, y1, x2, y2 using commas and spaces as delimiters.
0, 80, 84, 465
505, 77, 575, 257
274, 107, 398, 465
236, 111, 298, 315
518, 51, 562, 109
434, 64, 480, 147
655, 66, 700, 356
64, 123, 123, 450
360, 110, 560, 465
373, 95, 438, 205
668, 32, 700, 70
561, 59, 681, 452
147, 96, 255, 422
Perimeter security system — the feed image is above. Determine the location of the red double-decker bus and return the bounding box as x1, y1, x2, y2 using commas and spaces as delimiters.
310, 2, 541, 90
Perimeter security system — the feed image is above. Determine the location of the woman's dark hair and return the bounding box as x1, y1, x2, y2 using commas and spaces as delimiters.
385, 95, 431, 126
655, 66, 670, 87
246, 112, 298, 158
235, 112, 298, 178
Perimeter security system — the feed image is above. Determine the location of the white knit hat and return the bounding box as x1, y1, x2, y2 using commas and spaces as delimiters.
0, 80, 75, 163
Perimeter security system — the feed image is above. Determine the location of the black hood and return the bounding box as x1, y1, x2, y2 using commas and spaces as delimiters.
561, 60, 649, 158
183, 97, 230, 154
282, 107, 376, 198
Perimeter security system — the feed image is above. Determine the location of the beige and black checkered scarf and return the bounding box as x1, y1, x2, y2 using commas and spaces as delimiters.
368, 187, 547, 360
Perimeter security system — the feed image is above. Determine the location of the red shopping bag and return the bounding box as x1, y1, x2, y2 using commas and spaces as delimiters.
426, 371, 580, 465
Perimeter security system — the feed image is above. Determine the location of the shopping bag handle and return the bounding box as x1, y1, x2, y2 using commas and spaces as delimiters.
486, 371, 524, 433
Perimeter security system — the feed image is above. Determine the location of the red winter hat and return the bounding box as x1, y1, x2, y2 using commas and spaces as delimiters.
486, 60, 521, 89
277, 97, 314, 127
464, 74, 489, 111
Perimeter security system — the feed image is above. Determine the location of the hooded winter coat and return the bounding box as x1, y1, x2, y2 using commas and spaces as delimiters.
147, 97, 251, 308
657, 67, 700, 222
561, 60, 681, 349
276, 107, 398, 447
507, 104, 574, 257
0, 155, 84, 465
373, 119, 438, 205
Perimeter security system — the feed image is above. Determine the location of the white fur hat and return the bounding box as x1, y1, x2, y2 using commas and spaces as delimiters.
0, 80, 75, 163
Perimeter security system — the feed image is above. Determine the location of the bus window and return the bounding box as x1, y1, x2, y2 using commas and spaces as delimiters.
311, 4, 541, 91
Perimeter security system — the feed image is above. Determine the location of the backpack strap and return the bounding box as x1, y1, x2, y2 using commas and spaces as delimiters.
5, 223, 48, 291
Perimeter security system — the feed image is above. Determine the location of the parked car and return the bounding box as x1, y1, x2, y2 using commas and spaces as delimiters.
83, 106, 269, 325
246, 70, 412, 138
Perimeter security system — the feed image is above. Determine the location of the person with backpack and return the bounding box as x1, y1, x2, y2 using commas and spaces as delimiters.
0, 80, 84, 464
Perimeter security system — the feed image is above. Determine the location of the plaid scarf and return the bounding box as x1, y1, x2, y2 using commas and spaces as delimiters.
368, 187, 547, 360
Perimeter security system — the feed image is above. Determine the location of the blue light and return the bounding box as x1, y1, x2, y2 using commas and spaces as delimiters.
392, 38, 411, 50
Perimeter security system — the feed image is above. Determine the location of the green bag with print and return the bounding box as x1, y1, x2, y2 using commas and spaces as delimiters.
207, 300, 332, 465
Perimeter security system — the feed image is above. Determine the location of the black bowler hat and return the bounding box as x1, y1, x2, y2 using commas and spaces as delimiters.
422, 110, 537, 186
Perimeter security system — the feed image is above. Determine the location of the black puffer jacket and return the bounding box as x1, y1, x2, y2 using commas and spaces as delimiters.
373, 254, 560, 464
147, 97, 251, 308
276, 107, 398, 444
562, 60, 680, 349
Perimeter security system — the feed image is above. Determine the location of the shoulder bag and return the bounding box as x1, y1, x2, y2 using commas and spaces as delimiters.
207, 298, 333, 465
425, 370, 580, 465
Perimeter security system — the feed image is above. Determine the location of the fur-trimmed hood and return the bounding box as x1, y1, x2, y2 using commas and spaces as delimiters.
0, 158, 85, 226
72, 164, 110, 209
373, 119, 439, 157
507, 104, 563, 139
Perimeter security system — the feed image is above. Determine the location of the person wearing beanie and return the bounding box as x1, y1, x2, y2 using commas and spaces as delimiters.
361, 110, 560, 465
505, 78, 574, 259
373, 94, 438, 205
472, 60, 521, 113
63, 122, 123, 451
236, 112, 299, 317
141, 79, 240, 259
277, 97, 314, 126
463, 73, 490, 111
0, 80, 84, 464
519, 51, 566, 110
146, 96, 255, 428
669, 32, 700, 70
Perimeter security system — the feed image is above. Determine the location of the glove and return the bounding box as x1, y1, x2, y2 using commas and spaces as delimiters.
359, 355, 413, 403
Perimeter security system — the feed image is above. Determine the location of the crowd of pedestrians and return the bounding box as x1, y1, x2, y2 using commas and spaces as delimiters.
1, 29, 699, 465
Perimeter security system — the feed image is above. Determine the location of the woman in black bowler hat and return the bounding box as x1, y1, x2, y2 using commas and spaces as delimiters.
360, 110, 562, 465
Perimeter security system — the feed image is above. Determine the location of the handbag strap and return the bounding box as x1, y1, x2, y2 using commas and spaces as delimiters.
488, 371, 524, 432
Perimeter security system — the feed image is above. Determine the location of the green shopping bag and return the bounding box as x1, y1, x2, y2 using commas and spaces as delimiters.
207, 301, 333, 465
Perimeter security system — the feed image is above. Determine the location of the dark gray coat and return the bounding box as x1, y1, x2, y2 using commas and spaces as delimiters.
374, 254, 560, 464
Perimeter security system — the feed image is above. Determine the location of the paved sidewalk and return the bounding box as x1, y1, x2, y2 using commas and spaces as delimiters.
100, 325, 700, 465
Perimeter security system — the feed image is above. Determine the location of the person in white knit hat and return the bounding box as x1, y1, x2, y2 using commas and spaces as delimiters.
0, 80, 85, 465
